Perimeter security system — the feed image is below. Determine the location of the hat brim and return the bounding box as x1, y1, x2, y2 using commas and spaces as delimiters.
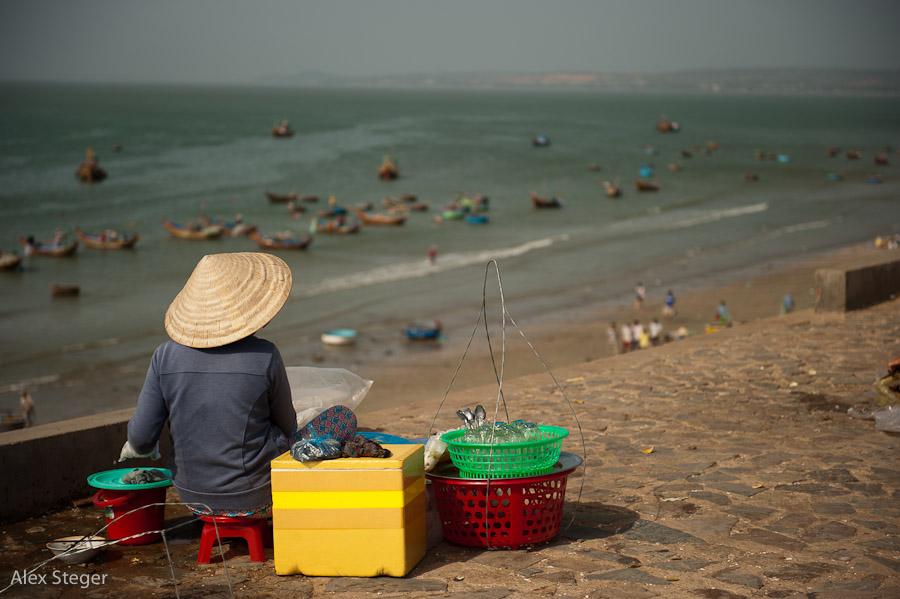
164, 252, 292, 348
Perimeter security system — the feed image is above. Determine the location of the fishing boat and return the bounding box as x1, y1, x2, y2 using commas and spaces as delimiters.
827, 173, 844, 182
634, 180, 660, 192
846, 149, 862, 160
867, 174, 883, 184
198, 215, 256, 236
248, 230, 312, 250
826, 146, 841, 157
271, 119, 294, 138
161, 219, 223, 240
440, 209, 465, 220
399, 193, 417, 202
301, 195, 319, 203
264, 189, 299, 203
655, 116, 680, 133
407, 200, 430, 211
668, 162, 683, 172
587, 163, 602, 172
603, 181, 622, 198
0, 251, 22, 271
532, 135, 550, 147
465, 214, 489, 224
405, 320, 442, 340
75, 146, 107, 183
51, 284, 80, 297
19, 236, 78, 257
317, 205, 348, 219
377, 154, 399, 180
639, 163, 654, 177
321, 329, 358, 346
530, 193, 563, 208
316, 219, 360, 234
874, 154, 889, 165
744, 173, 760, 182
74, 227, 139, 249
354, 209, 407, 225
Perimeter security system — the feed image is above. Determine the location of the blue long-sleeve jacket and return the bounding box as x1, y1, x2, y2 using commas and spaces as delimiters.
128, 336, 296, 511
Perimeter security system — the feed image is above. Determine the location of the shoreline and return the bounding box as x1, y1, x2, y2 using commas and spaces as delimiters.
1, 237, 896, 428
320, 239, 894, 419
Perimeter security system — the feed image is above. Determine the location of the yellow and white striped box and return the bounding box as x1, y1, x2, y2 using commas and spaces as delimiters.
271, 443, 426, 577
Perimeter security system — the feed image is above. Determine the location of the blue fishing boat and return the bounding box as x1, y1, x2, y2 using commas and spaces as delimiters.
639, 163, 655, 178
405, 321, 442, 340
532, 135, 550, 147
827, 173, 844, 182
321, 329, 358, 346
465, 214, 489, 224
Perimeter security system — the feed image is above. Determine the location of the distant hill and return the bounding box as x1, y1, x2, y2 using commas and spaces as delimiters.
257, 68, 900, 96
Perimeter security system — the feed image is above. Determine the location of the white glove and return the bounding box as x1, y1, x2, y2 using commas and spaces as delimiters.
118, 440, 161, 462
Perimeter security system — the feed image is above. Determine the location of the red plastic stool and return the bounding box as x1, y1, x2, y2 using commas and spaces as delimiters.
197, 516, 272, 563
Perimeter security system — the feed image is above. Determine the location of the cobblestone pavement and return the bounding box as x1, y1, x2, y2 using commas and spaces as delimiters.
2, 300, 899, 598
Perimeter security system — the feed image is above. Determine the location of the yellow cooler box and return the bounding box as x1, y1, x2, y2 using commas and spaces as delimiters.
271, 443, 426, 577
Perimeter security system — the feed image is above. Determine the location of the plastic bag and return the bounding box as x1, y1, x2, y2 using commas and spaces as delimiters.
424, 430, 453, 472
874, 405, 900, 433
287, 367, 373, 431
290, 434, 343, 462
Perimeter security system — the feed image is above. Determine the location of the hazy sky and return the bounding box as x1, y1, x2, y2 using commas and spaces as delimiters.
1, 0, 898, 85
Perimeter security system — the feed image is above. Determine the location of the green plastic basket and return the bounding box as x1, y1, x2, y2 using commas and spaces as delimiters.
441, 425, 569, 479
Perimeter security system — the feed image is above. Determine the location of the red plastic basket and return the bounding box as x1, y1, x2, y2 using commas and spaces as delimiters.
427, 469, 570, 549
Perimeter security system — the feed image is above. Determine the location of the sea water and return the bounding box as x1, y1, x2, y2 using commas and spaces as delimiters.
1, 82, 898, 422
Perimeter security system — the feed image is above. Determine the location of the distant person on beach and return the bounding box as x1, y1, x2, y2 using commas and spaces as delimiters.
649, 318, 663, 346
620, 322, 633, 352
635, 319, 650, 349
19, 390, 34, 427
634, 282, 646, 310
632, 319, 646, 349
716, 300, 731, 324
607, 322, 619, 354
122, 252, 301, 519
663, 289, 677, 321
781, 293, 795, 314
428, 244, 437, 264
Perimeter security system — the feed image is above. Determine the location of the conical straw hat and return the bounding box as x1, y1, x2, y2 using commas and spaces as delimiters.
165, 252, 292, 348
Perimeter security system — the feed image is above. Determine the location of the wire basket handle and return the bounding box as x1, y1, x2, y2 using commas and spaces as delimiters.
426, 260, 586, 528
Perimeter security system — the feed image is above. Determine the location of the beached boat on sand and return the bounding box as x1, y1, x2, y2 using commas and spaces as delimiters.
74, 227, 139, 249
19, 236, 78, 257
321, 329, 358, 346
265, 190, 299, 203
248, 230, 312, 250
161, 219, 223, 240
355, 209, 407, 225
405, 321, 442, 340
530, 193, 563, 208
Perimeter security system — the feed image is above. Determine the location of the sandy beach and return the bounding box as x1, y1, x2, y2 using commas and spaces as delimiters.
287, 240, 894, 423
3, 237, 895, 428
